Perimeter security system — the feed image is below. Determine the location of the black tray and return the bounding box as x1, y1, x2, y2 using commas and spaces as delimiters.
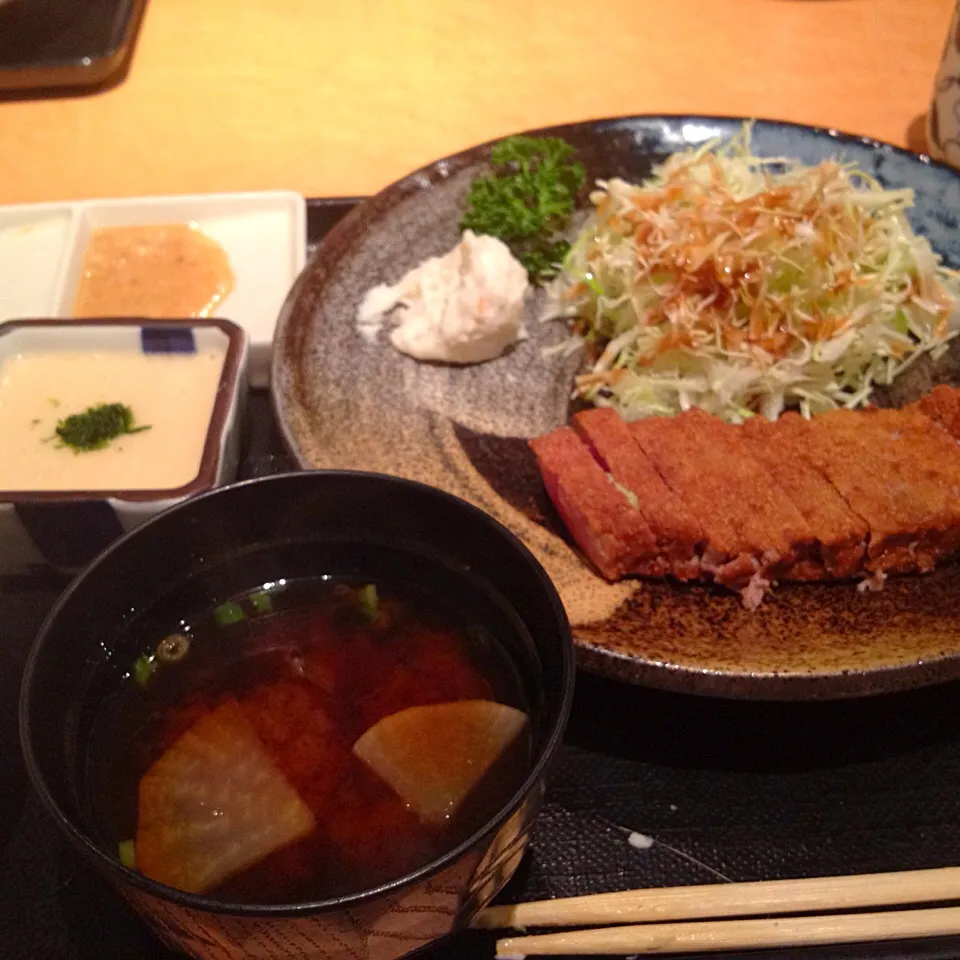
0, 0, 147, 93
5, 198, 960, 960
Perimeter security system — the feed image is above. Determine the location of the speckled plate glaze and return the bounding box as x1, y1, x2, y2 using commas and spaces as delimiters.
273, 115, 960, 700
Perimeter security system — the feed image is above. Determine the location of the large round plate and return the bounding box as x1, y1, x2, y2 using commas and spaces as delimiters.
272, 115, 960, 700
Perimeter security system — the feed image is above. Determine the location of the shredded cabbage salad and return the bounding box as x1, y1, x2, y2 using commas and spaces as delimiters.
549, 123, 960, 421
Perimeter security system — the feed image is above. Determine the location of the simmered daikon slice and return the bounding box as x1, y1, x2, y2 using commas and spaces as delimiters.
136, 699, 316, 894
352, 699, 527, 825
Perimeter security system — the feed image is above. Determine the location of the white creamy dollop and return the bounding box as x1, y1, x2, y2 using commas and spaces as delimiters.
356, 230, 529, 364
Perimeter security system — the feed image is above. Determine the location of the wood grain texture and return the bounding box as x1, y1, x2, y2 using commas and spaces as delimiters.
0, 0, 953, 203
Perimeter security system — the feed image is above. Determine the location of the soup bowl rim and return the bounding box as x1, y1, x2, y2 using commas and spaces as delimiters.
19, 468, 576, 918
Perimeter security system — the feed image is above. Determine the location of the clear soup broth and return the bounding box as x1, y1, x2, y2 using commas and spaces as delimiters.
83, 562, 533, 906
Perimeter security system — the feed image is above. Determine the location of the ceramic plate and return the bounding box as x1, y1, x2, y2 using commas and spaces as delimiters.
272, 115, 960, 700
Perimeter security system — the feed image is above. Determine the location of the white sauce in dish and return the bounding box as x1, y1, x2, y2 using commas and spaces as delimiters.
357, 230, 529, 364
0, 349, 224, 492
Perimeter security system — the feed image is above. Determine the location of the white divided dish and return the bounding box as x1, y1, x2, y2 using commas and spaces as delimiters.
0, 203, 74, 320
0, 191, 305, 388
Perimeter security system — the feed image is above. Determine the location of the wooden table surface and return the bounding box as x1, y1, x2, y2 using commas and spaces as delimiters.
0, 0, 954, 205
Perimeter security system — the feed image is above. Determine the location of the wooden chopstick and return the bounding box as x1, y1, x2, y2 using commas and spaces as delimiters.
474, 866, 960, 930
493, 905, 960, 956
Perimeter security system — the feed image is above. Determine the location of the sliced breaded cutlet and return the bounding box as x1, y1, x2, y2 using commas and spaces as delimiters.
909, 384, 960, 441
528, 426, 658, 580
629, 411, 782, 597
741, 416, 868, 579
775, 409, 954, 574
573, 407, 705, 580
680, 410, 818, 576
850, 406, 960, 570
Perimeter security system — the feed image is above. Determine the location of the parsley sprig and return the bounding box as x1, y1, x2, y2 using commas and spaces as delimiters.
459, 135, 585, 283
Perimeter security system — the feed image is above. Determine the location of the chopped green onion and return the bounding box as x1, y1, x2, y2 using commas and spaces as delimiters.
132, 654, 156, 688
156, 633, 190, 664
118, 839, 136, 869
358, 584, 379, 620
249, 590, 273, 614
213, 601, 245, 627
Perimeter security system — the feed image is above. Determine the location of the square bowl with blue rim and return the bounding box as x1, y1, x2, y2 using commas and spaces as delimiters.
0, 317, 248, 577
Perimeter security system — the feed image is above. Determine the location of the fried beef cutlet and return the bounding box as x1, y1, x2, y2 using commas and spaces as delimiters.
771, 409, 945, 574
852, 406, 960, 570
629, 412, 771, 592
530, 385, 960, 607
771, 410, 912, 573
572, 407, 704, 580
528, 426, 658, 580
741, 417, 868, 579
679, 409, 818, 577
910, 384, 960, 440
